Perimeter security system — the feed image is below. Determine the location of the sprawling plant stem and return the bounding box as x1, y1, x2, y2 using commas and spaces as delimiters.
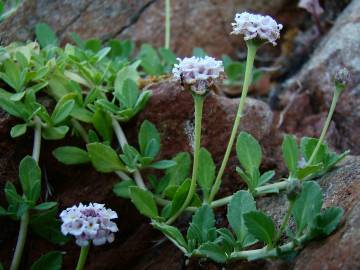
228, 234, 308, 261
208, 42, 258, 203
165, 0, 171, 49
10, 117, 42, 270
75, 245, 90, 270
274, 200, 294, 245
111, 117, 147, 189
166, 94, 204, 224
307, 89, 341, 165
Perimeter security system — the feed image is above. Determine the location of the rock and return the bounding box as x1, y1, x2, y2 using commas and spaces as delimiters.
0, 0, 293, 58
280, 0, 360, 154
130, 80, 274, 197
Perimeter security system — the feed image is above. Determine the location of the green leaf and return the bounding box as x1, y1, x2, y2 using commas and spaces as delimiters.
170, 179, 191, 215
197, 148, 215, 200
52, 146, 89, 165
152, 221, 188, 252
33, 202, 58, 211
86, 142, 126, 172
10, 123, 27, 138
166, 152, 191, 186
114, 60, 140, 97
42, 126, 69, 140
92, 109, 113, 142
244, 211, 276, 246
138, 120, 160, 158
236, 132, 262, 173
301, 137, 327, 164
30, 251, 62, 270
282, 134, 298, 176
4, 182, 23, 213
227, 190, 257, 246
292, 181, 323, 234
113, 180, 135, 199
35, 23, 58, 48
188, 204, 216, 244
0, 206, 8, 216
197, 242, 227, 263
0, 89, 31, 119
310, 207, 343, 237
259, 170, 275, 186
85, 39, 102, 52
30, 207, 69, 244
51, 99, 75, 125
138, 44, 163, 75
116, 79, 139, 108
19, 156, 41, 202
129, 186, 158, 218
296, 164, 323, 180
149, 160, 176, 169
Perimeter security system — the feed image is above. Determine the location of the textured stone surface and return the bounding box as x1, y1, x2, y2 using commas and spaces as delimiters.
280, 0, 360, 155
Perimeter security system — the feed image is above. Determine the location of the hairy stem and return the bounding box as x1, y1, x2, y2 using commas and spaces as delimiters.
166, 94, 204, 224
165, 0, 171, 49
75, 245, 90, 270
307, 90, 340, 165
111, 117, 146, 189
208, 42, 258, 202
229, 234, 308, 261
10, 117, 42, 270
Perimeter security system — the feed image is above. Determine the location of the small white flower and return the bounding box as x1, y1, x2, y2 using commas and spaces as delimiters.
334, 67, 351, 86
172, 56, 224, 95
231, 12, 283, 46
60, 202, 119, 247
298, 0, 324, 17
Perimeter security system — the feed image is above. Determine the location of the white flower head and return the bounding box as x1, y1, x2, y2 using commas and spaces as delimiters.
172, 56, 224, 95
231, 12, 283, 46
298, 0, 324, 17
334, 67, 351, 86
60, 203, 119, 247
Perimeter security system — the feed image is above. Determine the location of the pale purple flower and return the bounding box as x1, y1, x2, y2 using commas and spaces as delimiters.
334, 67, 351, 86
231, 12, 283, 46
172, 56, 224, 95
298, 0, 324, 17
60, 203, 118, 247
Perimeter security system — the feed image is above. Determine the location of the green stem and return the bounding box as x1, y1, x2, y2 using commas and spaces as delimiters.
71, 119, 89, 143
165, 0, 171, 49
111, 117, 147, 190
208, 42, 258, 203
166, 94, 204, 224
274, 200, 294, 245
307, 90, 340, 165
75, 245, 90, 270
229, 234, 308, 261
9, 211, 29, 270
10, 117, 42, 270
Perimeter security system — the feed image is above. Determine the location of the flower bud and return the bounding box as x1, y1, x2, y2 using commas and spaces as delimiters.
334, 67, 351, 90
286, 179, 302, 202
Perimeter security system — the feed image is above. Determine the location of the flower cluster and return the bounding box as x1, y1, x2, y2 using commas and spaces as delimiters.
231, 12, 283, 45
60, 203, 118, 247
172, 56, 224, 95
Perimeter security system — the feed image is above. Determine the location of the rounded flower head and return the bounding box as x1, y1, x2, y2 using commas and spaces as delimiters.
231, 12, 283, 46
60, 203, 118, 247
172, 56, 224, 95
334, 67, 351, 86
